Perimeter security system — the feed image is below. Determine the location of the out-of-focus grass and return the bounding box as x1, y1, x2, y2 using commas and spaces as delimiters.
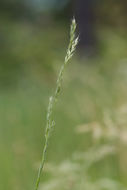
0, 18, 127, 190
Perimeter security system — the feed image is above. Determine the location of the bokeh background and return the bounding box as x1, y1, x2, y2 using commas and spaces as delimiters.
1, 0, 127, 190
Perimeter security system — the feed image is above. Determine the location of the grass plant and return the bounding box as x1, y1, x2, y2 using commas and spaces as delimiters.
34, 18, 78, 190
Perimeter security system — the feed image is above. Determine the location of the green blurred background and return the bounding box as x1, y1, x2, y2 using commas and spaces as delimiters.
1, 1, 127, 190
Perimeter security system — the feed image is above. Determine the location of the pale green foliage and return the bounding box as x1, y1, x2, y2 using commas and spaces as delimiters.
76, 108, 127, 145
34, 18, 78, 190
40, 146, 126, 190
39, 105, 127, 190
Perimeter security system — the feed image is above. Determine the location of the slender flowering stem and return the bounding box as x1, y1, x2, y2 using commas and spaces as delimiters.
34, 18, 78, 190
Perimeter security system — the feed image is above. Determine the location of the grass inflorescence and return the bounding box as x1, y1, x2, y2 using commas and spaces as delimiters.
34, 18, 78, 190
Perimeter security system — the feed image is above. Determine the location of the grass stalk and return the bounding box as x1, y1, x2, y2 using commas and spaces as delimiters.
34, 18, 78, 190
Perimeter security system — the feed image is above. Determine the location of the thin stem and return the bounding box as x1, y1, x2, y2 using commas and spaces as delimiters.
34, 18, 78, 190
